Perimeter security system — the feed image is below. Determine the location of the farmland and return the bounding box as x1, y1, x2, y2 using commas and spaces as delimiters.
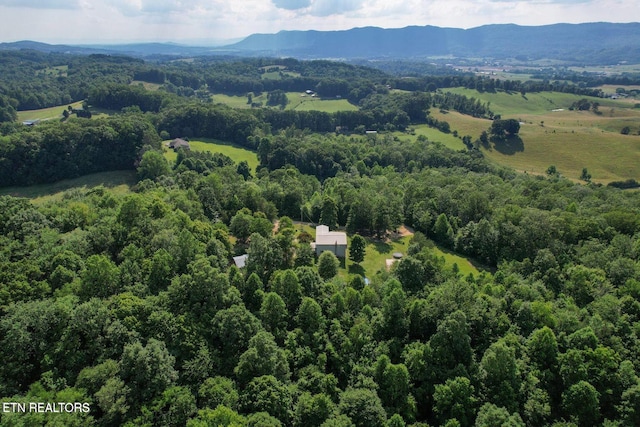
434, 88, 640, 183
285, 92, 358, 112
213, 92, 358, 113
17, 101, 84, 122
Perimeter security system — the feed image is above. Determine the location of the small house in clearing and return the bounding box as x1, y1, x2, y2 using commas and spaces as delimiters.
311, 225, 347, 258
168, 138, 190, 151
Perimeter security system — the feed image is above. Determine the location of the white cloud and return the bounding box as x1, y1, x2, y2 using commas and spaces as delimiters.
272, 0, 312, 10
0, 0, 80, 9
308, 0, 364, 17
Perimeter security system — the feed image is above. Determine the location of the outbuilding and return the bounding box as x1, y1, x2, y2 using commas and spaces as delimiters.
168, 138, 191, 151
311, 225, 347, 258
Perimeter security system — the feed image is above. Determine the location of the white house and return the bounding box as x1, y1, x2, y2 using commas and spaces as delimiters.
233, 254, 248, 268
311, 225, 347, 258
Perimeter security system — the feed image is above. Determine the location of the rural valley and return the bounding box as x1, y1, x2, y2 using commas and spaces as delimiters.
1, 20, 640, 427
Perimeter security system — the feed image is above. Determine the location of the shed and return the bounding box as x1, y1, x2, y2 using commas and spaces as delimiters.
233, 254, 248, 268
313, 225, 347, 258
169, 138, 190, 151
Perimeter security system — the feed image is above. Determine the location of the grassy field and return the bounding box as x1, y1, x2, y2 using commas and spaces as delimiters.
17, 101, 84, 122
597, 84, 640, 95
17, 101, 114, 122
260, 67, 301, 80
286, 93, 358, 112
37, 65, 68, 77
434, 88, 640, 183
352, 235, 481, 279
213, 94, 253, 109
444, 87, 601, 116
213, 92, 358, 113
163, 139, 259, 171
567, 64, 640, 74
131, 80, 163, 91
394, 124, 468, 150
0, 170, 136, 203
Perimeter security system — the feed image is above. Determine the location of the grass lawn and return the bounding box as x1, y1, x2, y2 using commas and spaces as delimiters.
352, 235, 411, 279
348, 235, 481, 279
0, 170, 136, 204
296, 223, 482, 282
163, 138, 259, 172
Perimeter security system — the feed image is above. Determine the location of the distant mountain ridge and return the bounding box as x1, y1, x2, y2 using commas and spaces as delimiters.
0, 40, 225, 57
227, 22, 640, 63
1, 22, 639, 64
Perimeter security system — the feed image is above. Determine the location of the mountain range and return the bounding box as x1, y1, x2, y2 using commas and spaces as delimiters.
2, 22, 639, 64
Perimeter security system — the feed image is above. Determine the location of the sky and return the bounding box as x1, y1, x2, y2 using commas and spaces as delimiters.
0, 0, 637, 45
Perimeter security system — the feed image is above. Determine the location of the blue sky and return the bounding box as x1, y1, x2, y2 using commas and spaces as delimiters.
0, 0, 636, 44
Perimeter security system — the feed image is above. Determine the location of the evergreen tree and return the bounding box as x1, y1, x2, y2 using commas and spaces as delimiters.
349, 234, 366, 264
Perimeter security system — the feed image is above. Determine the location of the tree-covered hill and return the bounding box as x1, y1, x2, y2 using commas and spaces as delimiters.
227, 23, 640, 64
4, 22, 639, 65
1, 119, 640, 426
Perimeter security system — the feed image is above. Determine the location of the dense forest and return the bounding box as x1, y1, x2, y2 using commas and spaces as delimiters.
1, 51, 640, 427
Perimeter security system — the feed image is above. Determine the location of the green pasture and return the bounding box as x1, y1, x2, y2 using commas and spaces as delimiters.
430, 110, 492, 139
213, 92, 358, 113
213, 93, 254, 109
163, 138, 259, 171
443, 87, 604, 116
131, 80, 163, 91
286, 93, 358, 112
261, 70, 301, 80
431, 88, 640, 182
431, 105, 640, 183
36, 65, 68, 77
567, 64, 640, 74
395, 124, 468, 150
17, 101, 84, 122
597, 84, 640, 95
0, 170, 136, 204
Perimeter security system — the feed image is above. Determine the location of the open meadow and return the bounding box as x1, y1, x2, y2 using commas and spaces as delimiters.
394, 124, 467, 150
432, 88, 640, 183
0, 170, 136, 203
285, 92, 358, 112
213, 92, 358, 113
163, 138, 260, 171
17, 101, 114, 122
17, 101, 84, 122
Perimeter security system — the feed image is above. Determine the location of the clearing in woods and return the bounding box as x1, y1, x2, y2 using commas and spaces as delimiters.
163, 138, 259, 172
0, 170, 136, 204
